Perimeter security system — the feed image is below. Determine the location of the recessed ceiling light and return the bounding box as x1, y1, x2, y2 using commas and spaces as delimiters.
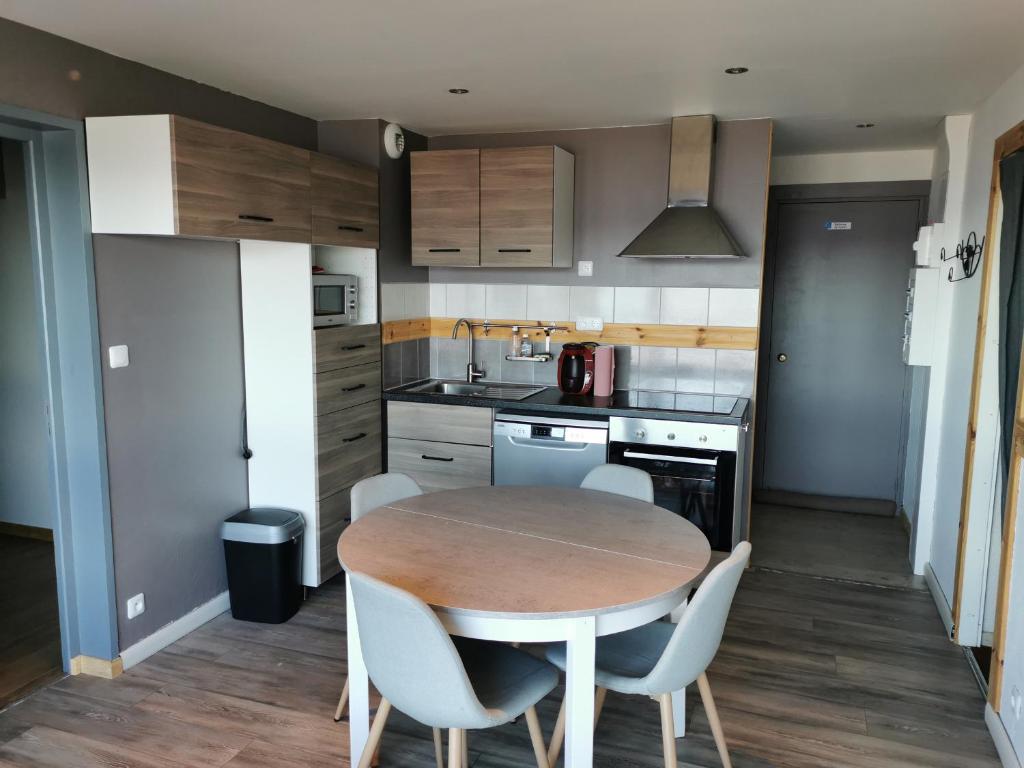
856, 123, 876, 128
448, 88, 470, 95
724, 67, 749, 75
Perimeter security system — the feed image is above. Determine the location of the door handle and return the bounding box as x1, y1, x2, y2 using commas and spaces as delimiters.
776, 353, 788, 363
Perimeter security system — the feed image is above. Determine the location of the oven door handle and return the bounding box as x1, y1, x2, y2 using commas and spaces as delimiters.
621, 451, 718, 466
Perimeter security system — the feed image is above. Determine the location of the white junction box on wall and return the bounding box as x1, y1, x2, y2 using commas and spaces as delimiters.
903, 266, 940, 366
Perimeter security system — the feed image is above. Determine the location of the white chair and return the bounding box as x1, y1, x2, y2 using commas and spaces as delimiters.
580, 463, 654, 502
349, 572, 560, 768
546, 542, 752, 768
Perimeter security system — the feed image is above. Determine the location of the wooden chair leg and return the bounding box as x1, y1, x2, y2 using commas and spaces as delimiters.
447, 728, 462, 768
433, 727, 444, 768
546, 687, 607, 767
659, 693, 677, 768
334, 677, 350, 721
357, 697, 391, 768
524, 706, 549, 768
697, 673, 733, 768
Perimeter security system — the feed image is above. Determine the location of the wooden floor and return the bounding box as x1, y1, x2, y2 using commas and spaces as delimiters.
0, 534, 63, 710
750, 503, 926, 589
0, 563, 1000, 767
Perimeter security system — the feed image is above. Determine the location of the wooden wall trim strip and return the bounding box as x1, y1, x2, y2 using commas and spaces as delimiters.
70, 655, 123, 679
0, 521, 54, 542
382, 317, 758, 350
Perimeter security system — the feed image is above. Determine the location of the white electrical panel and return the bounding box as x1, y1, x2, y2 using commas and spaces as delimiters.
903, 267, 940, 366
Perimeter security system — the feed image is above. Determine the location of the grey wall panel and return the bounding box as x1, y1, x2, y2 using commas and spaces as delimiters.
0, 139, 53, 529
429, 119, 772, 288
0, 18, 316, 149
317, 119, 381, 169
93, 235, 248, 648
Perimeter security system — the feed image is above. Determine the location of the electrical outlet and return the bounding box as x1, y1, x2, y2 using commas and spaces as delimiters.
577, 260, 594, 277
575, 317, 604, 332
108, 345, 130, 369
126, 593, 145, 619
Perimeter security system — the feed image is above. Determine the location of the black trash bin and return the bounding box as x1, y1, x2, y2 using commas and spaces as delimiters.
222, 508, 304, 623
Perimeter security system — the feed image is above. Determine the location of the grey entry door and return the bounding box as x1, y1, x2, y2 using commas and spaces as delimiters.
762, 199, 919, 501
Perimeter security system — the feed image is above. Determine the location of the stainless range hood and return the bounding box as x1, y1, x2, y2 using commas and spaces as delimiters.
618, 115, 744, 259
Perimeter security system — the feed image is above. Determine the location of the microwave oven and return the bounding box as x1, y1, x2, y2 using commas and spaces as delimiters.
312, 274, 358, 327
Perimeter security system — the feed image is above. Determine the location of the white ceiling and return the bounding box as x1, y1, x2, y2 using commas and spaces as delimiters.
4, 0, 1024, 154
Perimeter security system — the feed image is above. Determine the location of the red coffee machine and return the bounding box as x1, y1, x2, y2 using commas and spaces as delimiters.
558, 343, 597, 394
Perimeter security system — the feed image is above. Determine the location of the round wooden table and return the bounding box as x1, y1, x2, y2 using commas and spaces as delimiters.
338, 485, 711, 768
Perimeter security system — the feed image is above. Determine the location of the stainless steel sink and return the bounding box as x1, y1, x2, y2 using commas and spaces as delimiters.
407, 380, 546, 401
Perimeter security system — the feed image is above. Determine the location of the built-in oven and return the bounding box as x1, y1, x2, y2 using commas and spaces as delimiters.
609, 416, 739, 552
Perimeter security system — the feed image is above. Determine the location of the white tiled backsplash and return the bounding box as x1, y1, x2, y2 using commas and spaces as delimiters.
381, 282, 760, 328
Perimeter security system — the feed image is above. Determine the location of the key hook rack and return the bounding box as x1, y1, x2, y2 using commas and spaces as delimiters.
941, 231, 984, 282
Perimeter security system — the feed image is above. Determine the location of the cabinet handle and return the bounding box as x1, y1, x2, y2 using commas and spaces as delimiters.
421, 454, 454, 462
338, 225, 365, 232
341, 344, 367, 351
342, 432, 368, 444
498, 248, 532, 253
238, 214, 275, 223
341, 383, 367, 393
428, 248, 461, 253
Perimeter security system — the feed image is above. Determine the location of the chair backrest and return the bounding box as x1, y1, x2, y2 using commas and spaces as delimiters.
348, 572, 488, 729
644, 541, 751, 694
580, 464, 654, 503
350, 472, 423, 523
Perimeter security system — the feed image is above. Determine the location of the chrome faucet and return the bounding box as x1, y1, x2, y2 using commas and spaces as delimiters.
451, 318, 485, 383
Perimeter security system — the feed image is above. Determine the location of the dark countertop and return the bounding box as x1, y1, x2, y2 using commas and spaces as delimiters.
384, 382, 750, 426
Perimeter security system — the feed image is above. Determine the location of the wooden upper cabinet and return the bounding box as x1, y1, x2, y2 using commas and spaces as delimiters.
171, 117, 311, 242
480, 146, 574, 268
411, 149, 481, 266
310, 153, 379, 248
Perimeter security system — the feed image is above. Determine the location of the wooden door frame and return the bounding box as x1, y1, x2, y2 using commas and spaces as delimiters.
964, 118, 1024, 708
755, 182, 930, 496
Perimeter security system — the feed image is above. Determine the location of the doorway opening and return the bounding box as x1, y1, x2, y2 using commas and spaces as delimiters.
753, 182, 929, 589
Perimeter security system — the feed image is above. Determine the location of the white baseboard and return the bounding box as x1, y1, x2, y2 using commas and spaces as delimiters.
987, 703, 1023, 768
120, 591, 230, 670
924, 562, 954, 639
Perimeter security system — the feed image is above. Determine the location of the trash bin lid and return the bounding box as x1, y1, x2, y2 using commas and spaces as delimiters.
222, 508, 304, 545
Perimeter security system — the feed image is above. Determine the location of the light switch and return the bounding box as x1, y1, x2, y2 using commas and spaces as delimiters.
108, 345, 130, 369
577, 260, 594, 277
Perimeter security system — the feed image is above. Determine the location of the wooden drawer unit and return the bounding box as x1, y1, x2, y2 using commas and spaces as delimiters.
171, 116, 312, 242
311, 152, 379, 248
480, 146, 574, 268
315, 324, 381, 373
387, 438, 491, 494
411, 149, 481, 266
317, 400, 382, 499
387, 401, 492, 446
317, 487, 352, 581
316, 362, 381, 416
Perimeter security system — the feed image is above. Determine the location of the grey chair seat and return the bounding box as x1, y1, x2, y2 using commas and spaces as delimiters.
456, 638, 559, 726
545, 620, 675, 695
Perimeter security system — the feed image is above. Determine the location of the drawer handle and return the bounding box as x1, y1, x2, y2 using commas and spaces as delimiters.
342, 432, 368, 444
342, 383, 367, 393
428, 248, 461, 253
498, 248, 532, 253
421, 454, 454, 462
338, 225, 365, 232
341, 344, 367, 351
238, 214, 275, 223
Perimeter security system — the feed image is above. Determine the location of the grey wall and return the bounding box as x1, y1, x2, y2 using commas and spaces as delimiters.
93, 236, 248, 648
0, 139, 53, 529
318, 118, 429, 283
0, 18, 316, 149
429, 119, 772, 288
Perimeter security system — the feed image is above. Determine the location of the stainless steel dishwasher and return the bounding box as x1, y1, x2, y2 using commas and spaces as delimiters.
493, 411, 609, 488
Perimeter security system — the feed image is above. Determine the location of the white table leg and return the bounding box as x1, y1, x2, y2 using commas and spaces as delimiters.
564, 616, 596, 767
346, 574, 370, 763
671, 687, 686, 736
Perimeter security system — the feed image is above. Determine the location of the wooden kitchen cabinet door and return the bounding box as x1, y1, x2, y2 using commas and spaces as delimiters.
480, 146, 574, 268
171, 116, 312, 242
411, 149, 480, 266
311, 153, 379, 248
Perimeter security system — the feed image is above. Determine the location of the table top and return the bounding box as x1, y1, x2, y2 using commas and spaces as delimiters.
338, 485, 711, 619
